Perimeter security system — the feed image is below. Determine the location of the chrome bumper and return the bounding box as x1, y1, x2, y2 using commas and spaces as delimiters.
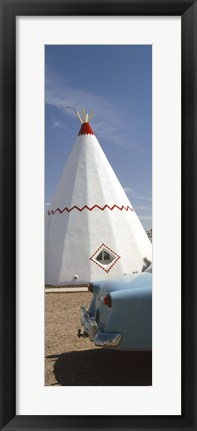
94, 332, 121, 347
80, 306, 121, 347
80, 306, 98, 341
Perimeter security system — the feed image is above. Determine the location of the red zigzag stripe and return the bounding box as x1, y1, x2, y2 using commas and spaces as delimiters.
48, 204, 134, 216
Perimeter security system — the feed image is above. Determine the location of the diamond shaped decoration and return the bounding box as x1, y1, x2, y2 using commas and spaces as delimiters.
89, 243, 121, 273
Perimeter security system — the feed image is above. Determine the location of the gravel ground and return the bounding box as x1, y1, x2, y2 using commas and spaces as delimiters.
45, 291, 152, 386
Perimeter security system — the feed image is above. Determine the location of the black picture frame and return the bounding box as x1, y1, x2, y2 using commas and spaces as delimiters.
0, 0, 197, 430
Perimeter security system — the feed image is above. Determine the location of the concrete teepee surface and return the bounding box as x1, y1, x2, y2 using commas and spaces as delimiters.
45, 110, 152, 285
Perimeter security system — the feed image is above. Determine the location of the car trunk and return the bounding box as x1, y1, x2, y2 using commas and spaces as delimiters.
95, 272, 152, 330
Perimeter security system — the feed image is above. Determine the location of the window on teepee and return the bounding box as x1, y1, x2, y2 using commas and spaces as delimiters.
96, 252, 103, 261
104, 251, 110, 260
96, 249, 115, 265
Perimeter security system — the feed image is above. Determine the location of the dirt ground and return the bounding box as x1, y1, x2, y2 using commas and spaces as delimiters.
45, 291, 152, 386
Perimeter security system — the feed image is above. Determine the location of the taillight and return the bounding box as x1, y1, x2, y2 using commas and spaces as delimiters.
88, 283, 93, 293
104, 294, 112, 307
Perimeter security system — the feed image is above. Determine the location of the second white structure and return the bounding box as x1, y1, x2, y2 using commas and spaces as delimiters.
45, 110, 152, 285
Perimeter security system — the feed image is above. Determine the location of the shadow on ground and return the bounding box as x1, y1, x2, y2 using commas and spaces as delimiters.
46, 349, 152, 386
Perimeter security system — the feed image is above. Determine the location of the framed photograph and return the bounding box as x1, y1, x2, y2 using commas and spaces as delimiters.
0, 0, 196, 430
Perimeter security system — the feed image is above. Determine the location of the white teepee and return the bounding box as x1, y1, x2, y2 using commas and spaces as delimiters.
45, 109, 152, 285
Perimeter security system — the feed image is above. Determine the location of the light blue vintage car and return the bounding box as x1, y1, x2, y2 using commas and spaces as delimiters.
79, 266, 152, 351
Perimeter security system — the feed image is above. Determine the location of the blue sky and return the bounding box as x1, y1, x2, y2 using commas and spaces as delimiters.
45, 45, 152, 229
